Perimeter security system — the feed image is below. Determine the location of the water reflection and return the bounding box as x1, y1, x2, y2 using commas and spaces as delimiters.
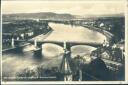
42, 43, 64, 59
2, 43, 96, 77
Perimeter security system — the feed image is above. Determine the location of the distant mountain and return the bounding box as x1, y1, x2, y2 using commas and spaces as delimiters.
2, 12, 76, 20
2, 12, 124, 21
81, 13, 124, 19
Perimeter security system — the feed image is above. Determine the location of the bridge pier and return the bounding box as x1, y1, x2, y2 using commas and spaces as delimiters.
63, 42, 71, 54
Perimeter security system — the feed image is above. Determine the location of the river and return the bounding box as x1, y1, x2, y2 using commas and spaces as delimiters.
2, 23, 106, 79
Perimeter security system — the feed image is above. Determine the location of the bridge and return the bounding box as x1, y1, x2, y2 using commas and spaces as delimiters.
4, 38, 102, 81
11, 38, 102, 51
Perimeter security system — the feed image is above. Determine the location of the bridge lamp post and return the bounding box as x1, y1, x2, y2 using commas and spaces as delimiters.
34, 39, 37, 48
11, 37, 15, 47
120, 47, 124, 62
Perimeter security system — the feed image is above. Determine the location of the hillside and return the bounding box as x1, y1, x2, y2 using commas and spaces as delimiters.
2, 12, 124, 21
2, 12, 76, 21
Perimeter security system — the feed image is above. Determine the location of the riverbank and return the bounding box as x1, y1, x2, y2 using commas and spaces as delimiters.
80, 25, 114, 42
30, 29, 53, 41
2, 30, 53, 53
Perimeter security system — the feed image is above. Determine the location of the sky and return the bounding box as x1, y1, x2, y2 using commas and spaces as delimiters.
1, 1, 125, 15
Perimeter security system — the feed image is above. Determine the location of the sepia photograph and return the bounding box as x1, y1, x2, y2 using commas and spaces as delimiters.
1, 0, 128, 84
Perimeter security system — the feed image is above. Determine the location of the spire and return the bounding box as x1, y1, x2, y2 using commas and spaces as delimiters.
59, 41, 72, 81
60, 53, 72, 75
